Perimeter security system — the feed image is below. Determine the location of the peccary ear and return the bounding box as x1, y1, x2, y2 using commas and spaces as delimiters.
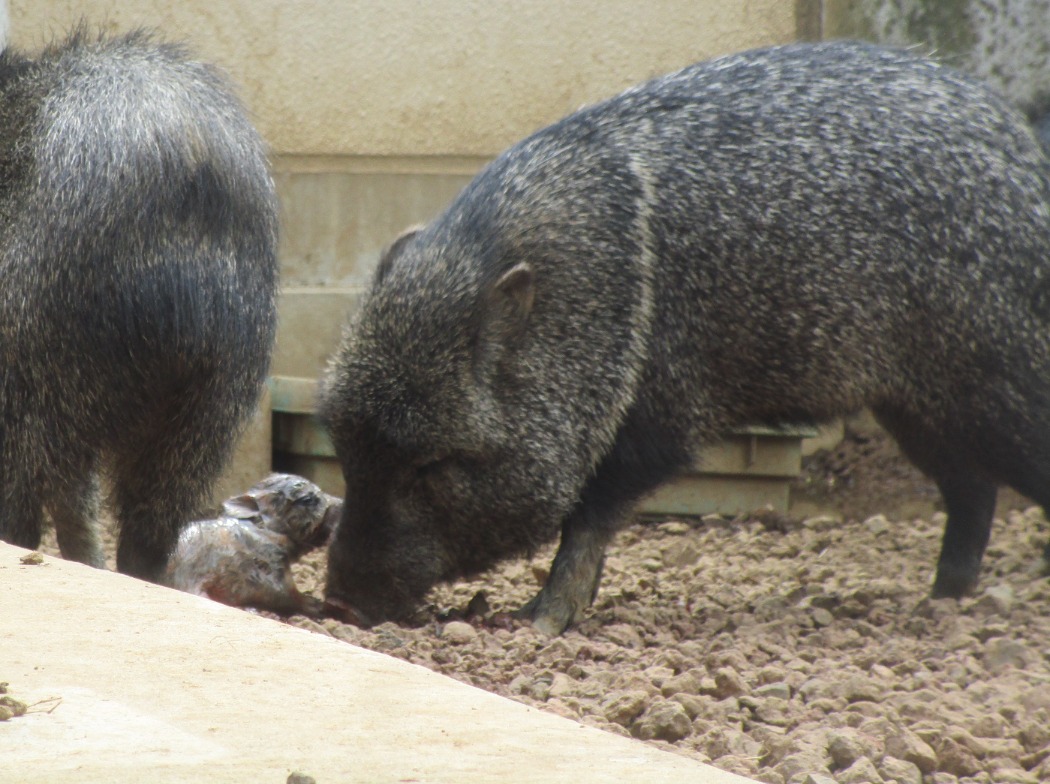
487, 263, 535, 339
374, 225, 424, 284
474, 263, 535, 375
222, 493, 261, 520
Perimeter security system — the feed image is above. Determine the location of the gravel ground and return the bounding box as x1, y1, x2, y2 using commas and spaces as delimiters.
282, 422, 1050, 784
41, 420, 1050, 784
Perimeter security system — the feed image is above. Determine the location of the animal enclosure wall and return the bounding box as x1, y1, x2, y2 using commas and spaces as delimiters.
11, 1, 807, 506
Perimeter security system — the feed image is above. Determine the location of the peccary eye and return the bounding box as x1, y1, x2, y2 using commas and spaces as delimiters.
414, 455, 452, 477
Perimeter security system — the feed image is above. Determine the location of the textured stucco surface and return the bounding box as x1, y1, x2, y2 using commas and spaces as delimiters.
824, 0, 1050, 113
12, 1, 798, 156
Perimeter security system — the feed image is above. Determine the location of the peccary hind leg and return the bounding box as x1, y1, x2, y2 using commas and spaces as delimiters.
112, 393, 237, 581
930, 475, 997, 598
48, 469, 105, 569
0, 478, 45, 553
874, 406, 996, 597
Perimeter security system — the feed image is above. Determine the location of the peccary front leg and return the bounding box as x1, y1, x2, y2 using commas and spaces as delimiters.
516, 412, 689, 634
931, 475, 997, 598
516, 511, 614, 635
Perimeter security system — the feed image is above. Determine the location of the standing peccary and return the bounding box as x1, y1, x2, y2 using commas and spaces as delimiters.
0, 29, 278, 580
320, 41, 1050, 635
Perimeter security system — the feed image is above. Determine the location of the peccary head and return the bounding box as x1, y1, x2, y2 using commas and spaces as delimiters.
319, 156, 654, 624
222, 473, 341, 556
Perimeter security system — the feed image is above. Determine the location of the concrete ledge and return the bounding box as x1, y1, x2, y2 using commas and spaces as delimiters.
0, 543, 756, 784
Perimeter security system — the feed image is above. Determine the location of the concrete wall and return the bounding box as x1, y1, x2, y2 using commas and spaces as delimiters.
12, 1, 804, 289
9, 2, 805, 499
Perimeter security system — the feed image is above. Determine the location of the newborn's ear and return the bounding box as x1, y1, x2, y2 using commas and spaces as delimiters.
222, 493, 261, 520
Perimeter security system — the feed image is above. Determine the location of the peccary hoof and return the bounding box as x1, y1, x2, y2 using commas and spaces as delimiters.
513, 591, 580, 636
930, 566, 979, 599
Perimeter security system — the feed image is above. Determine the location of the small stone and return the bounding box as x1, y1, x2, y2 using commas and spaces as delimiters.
657, 521, 691, 535
798, 677, 842, 703
660, 670, 701, 697
440, 620, 477, 644
661, 540, 701, 568
863, 514, 891, 536
885, 730, 938, 775
878, 756, 922, 784
802, 515, 841, 531
843, 675, 885, 703
633, 699, 692, 742
936, 737, 982, 778
827, 728, 873, 770
776, 751, 829, 782
19, 551, 44, 565
981, 637, 1029, 672
602, 623, 645, 649
752, 697, 792, 727
672, 693, 705, 719
547, 673, 576, 699
986, 761, 1039, 784
712, 667, 746, 698
755, 682, 792, 701
810, 607, 834, 627
525, 673, 554, 701
600, 690, 650, 726
287, 774, 316, 784
974, 584, 1015, 615
965, 713, 1007, 738
839, 756, 884, 784
643, 665, 675, 688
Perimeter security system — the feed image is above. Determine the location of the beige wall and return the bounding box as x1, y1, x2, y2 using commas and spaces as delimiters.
13, 2, 802, 287
13, 1, 802, 289
13, 1, 800, 156
10, 2, 805, 495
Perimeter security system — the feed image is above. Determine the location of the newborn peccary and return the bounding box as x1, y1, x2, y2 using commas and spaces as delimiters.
165, 474, 341, 615
320, 40, 1050, 635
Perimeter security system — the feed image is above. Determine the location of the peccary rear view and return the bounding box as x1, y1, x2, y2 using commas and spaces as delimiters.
320, 40, 1050, 635
0, 30, 278, 580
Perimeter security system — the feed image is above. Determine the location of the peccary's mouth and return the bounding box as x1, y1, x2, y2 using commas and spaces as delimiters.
322, 595, 374, 628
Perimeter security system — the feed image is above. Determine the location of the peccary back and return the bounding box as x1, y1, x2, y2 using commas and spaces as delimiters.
0, 29, 278, 580
321, 41, 1050, 633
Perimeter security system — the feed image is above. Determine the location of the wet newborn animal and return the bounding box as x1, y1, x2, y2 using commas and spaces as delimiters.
165, 474, 341, 615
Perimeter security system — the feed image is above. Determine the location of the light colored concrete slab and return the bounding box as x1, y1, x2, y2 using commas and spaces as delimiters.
0, 543, 756, 784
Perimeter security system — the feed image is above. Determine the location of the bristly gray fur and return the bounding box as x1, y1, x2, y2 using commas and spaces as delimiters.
320, 40, 1050, 634
0, 28, 279, 580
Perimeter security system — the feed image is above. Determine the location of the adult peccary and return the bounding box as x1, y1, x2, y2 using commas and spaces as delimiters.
0, 29, 278, 580
320, 40, 1050, 635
